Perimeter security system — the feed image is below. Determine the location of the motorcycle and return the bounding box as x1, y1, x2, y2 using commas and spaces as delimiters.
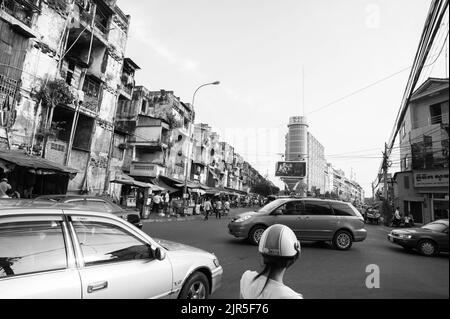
365, 209, 381, 224
391, 216, 415, 228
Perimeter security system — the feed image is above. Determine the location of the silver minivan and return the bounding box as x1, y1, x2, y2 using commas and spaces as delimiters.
228, 198, 367, 250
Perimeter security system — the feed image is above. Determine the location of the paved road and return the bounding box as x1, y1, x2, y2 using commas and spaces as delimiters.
143, 208, 449, 299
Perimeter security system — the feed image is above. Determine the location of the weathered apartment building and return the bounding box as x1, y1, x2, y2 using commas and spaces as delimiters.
332, 167, 364, 204
0, 0, 135, 195
113, 84, 266, 194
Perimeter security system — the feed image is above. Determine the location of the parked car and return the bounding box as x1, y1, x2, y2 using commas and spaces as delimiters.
228, 198, 367, 250
387, 219, 449, 256
33, 195, 143, 229
0, 206, 222, 299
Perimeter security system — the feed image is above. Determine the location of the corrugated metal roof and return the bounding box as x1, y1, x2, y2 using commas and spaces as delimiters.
0, 150, 78, 174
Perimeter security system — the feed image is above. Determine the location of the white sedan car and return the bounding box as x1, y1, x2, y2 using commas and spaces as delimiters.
0, 207, 222, 299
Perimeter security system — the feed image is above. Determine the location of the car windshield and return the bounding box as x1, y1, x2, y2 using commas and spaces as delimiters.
422, 222, 448, 232
257, 199, 291, 213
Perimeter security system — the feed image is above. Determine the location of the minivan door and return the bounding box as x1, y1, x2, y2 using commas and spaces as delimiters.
302, 201, 338, 240
273, 201, 307, 239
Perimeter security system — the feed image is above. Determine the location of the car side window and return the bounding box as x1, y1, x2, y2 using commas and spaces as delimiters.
331, 203, 355, 216
71, 219, 151, 267
0, 219, 68, 278
283, 201, 303, 216
303, 201, 333, 216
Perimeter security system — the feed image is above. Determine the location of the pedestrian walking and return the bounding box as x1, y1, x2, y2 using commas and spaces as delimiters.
215, 199, 222, 219
224, 199, 230, 215
153, 193, 162, 215
164, 192, 170, 216
240, 224, 303, 299
204, 198, 212, 220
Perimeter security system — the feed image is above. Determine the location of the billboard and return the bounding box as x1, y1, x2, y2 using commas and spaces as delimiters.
275, 161, 306, 178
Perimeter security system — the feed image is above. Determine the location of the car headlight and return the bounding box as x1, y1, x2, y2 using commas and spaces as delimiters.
398, 234, 412, 239
213, 258, 220, 268
235, 215, 252, 223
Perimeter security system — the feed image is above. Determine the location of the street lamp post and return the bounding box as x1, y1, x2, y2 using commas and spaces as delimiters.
182, 81, 220, 214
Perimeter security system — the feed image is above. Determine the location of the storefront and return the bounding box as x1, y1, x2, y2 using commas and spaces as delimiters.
394, 170, 449, 224
111, 172, 165, 218
0, 150, 78, 198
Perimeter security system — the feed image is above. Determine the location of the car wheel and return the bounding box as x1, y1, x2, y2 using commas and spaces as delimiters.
178, 272, 210, 299
417, 240, 438, 257
249, 225, 267, 245
333, 230, 353, 250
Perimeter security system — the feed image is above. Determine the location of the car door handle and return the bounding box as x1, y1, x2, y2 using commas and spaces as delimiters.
87, 281, 108, 293
298, 216, 310, 220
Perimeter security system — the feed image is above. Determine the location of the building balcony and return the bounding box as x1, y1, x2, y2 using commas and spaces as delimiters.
1, 0, 40, 28
130, 161, 165, 178
82, 93, 101, 113
0, 73, 20, 100
129, 137, 170, 149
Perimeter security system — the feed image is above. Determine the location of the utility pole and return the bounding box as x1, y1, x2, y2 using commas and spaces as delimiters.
382, 143, 389, 200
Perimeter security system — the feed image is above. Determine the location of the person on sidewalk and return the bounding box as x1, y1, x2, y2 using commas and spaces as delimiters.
153, 193, 162, 215
224, 199, 230, 215
215, 199, 223, 219
240, 224, 303, 299
204, 198, 212, 220
164, 192, 170, 216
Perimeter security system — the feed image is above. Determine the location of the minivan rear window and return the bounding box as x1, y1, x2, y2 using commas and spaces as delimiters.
331, 203, 356, 216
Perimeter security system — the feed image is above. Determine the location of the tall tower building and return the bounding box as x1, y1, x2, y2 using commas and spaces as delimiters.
282, 116, 308, 193
286, 116, 308, 161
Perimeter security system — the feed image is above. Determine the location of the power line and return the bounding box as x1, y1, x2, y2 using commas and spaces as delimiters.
306, 65, 413, 115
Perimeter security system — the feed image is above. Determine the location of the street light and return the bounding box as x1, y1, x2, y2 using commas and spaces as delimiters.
182, 81, 220, 214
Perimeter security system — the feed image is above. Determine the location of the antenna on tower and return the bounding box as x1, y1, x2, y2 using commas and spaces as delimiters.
302, 66, 305, 116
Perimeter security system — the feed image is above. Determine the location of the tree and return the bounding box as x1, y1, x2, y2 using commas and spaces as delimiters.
251, 182, 279, 197
35, 79, 74, 157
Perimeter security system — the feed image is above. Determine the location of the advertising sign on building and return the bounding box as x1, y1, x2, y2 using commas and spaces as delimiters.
414, 170, 449, 187
275, 161, 306, 178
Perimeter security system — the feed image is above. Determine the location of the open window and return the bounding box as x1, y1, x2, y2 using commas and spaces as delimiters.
73, 114, 95, 151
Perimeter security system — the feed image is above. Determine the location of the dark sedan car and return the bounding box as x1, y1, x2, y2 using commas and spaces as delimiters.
388, 219, 449, 256
33, 195, 143, 229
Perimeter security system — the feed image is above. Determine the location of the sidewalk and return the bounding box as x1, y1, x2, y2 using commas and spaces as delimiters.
141, 209, 247, 223
142, 213, 203, 223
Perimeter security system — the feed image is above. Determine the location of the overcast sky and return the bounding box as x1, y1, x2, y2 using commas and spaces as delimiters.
117, 0, 449, 195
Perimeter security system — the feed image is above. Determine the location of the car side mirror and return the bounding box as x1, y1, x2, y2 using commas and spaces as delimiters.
154, 247, 166, 261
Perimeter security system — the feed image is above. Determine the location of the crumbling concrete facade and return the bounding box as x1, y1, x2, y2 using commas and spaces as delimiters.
1, 0, 133, 195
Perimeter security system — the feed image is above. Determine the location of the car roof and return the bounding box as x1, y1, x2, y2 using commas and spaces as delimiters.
277, 197, 353, 204
35, 195, 112, 200
0, 206, 123, 220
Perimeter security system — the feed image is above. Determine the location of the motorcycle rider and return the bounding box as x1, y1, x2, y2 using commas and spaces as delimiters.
240, 224, 303, 299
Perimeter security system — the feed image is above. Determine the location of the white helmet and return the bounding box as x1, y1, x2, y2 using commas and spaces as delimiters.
258, 224, 301, 258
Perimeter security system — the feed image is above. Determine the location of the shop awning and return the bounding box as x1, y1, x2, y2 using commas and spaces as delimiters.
0, 150, 78, 174
175, 181, 210, 190
111, 173, 160, 189
152, 177, 179, 194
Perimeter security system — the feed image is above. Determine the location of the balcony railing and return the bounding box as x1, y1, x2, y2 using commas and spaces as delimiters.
78, 6, 109, 36
82, 94, 100, 112
0, 0, 39, 27
0, 73, 20, 99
